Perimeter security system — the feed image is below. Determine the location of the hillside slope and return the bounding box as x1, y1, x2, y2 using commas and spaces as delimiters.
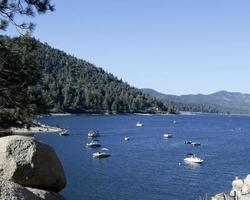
143, 89, 250, 114
27, 38, 176, 114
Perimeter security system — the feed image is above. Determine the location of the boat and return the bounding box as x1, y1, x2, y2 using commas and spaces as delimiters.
93, 152, 111, 158
88, 130, 100, 137
59, 130, 69, 136
136, 122, 143, 127
173, 120, 177, 124
184, 153, 203, 164
163, 133, 173, 138
191, 142, 201, 146
86, 140, 101, 148
184, 140, 192, 144
124, 136, 130, 141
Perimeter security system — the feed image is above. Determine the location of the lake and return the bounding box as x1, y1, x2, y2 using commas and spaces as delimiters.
36, 114, 250, 200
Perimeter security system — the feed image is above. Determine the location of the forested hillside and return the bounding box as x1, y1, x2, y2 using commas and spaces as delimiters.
25, 37, 175, 114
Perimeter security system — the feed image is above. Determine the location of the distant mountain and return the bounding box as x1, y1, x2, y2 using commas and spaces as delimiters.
142, 89, 250, 114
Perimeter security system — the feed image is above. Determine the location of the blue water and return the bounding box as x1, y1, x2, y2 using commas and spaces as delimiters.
35, 114, 250, 200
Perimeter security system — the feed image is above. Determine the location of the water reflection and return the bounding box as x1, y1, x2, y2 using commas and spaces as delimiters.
184, 161, 202, 169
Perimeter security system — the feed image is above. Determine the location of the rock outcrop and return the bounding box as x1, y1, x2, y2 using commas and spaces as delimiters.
26, 187, 65, 200
0, 135, 66, 192
211, 193, 234, 200
0, 178, 41, 200
242, 176, 250, 195
212, 175, 250, 200
0, 135, 67, 200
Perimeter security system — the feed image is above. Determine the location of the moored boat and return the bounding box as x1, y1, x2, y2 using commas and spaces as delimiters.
191, 142, 201, 146
93, 152, 111, 158
86, 140, 101, 148
184, 140, 192, 144
124, 136, 130, 141
136, 122, 143, 127
184, 153, 203, 164
163, 133, 173, 138
59, 129, 69, 136
88, 130, 100, 137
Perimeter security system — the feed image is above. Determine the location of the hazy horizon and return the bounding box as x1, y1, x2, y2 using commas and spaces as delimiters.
5, 0, 250, 95
142, 88, 250, 96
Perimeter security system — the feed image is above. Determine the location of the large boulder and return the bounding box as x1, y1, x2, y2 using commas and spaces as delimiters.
241, 175, 250, 195
0, 136, 66, 192
232, 179, 244, 191
211, 193, 234, 200
244, 175, 250, 185
242, 184, 250, 195
26, 188, 65, 200
211, 193, 226, 200
0, 179, 64, 200
0, 178, 41, 200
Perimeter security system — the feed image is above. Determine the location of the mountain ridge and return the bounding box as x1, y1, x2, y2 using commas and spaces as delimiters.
142, 88, 250, 114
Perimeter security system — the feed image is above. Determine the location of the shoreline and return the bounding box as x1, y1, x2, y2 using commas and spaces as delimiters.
9, 123, 63, 134
49, 113, 73, 117
40, 111, 250, 117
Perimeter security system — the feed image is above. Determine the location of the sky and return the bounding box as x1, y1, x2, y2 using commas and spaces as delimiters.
4, 0, 250, 95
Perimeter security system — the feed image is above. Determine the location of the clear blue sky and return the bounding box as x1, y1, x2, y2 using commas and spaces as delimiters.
5, 0, 250, 95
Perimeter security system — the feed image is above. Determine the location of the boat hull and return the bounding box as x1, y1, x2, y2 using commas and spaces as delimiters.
184, 158, 203, 164
88, 131, 100, 138
93, 153, 111, 158
59, 132, 69, 136
163, 134, 173, 138
86, 144, 101, 148
191, 142, 201, 146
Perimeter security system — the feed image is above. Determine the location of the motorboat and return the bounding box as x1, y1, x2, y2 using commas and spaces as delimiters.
88, 130, 100, 137
163, 133, 173, 138
184, 153, 203, 164
136, 122, 144, 127
86, 140, 101, 148
184, 140, 192, 144
124, 136, 130, 141
191, 142, 201, 146
93, 152, 111, 158
59, 130, 69, 136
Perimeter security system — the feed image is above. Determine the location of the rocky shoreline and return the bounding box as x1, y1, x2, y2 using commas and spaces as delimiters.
212, 175, 250, 200
0, 135, 66, 200
10, 122, 63, 134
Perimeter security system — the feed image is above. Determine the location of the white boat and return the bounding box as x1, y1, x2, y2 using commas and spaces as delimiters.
163, 133, 173, 138
136, 122, 143, 127
124, 136, 130, 141
191, 142, 201, 146
86, 140, 101, 148
93, 152, 111, 158
59, 130, 69, 136
88, 130, 100, 137
184, 154, 203, 164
